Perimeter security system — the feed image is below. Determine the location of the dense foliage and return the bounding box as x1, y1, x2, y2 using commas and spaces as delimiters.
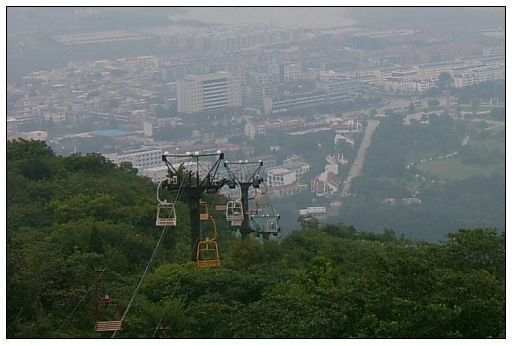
7, 140, 505, 338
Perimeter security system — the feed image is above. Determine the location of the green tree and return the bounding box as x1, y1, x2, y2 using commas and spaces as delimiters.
408, 102, 416, 114
6, 139, 505, 338
438, 72, 454, 90
428, 99, 440, 108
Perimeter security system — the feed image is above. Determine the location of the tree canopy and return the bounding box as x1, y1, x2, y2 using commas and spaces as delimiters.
7, 139, 505, 338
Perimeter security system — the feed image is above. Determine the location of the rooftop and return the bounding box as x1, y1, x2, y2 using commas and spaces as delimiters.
184, 71, 232, 81
268, 167, 294, 176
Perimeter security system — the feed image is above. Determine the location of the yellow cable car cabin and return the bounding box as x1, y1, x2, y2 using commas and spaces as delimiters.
196, 239, 221, 268
199, 200, 209, 221
196, 216, 220, 268
156, 202, 177, 227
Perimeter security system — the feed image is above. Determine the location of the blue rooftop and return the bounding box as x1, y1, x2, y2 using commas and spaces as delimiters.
93, 129, 131, 137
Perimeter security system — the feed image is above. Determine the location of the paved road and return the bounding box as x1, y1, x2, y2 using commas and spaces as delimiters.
341, 119, 380, 198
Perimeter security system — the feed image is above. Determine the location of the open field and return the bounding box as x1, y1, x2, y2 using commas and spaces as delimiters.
417, 156, 503, 180
471, 134, 505, 152
457, 104, 503, 111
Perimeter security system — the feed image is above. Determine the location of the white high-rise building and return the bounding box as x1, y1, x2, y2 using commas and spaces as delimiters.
105, 148, 162, 172
280, 63, 302, 82
177, 72, 241, 114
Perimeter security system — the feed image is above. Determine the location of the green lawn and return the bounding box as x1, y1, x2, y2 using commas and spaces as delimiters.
417, 156, 504, 180
457, 104, 497, 111
471, 135, 505, 152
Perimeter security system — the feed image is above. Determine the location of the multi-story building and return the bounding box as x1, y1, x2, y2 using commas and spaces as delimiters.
7, 117, 17, 139
176, 72, 241, 114
263, 92, 326, 115
263, 76, 361, 115
267, 167, 297, 189
411, 78, 437, 93
334, 119, 363, 134
453, 63, 504, 88
35, 105, 67, 123
282, 154, 310, 177
316, 76, 360, 103
311, 156, 342, 197
244, 121, 269, 139
279, 63, 302, 82
105, 148, 163, 172
266, 161, 309, 197
26, 130, 48, 141
312, 170, 339, 197
270, 182, 308, 198
299, 206, 327, 219
142, 160, 218, 183
351, 70, 382, 85
141, 166, 169, 182
454, 73, 476, 88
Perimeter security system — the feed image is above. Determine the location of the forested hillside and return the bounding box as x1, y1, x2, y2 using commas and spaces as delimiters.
7, 140, 505, 338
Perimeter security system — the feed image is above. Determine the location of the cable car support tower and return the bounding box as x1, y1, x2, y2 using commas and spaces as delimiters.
161, 151, 226, 261
223, 160, 265, 239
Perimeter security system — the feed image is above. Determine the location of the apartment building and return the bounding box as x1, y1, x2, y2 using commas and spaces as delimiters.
299, 206, 327, 219
7, 117, 17, 138
105, 148, 163, 172
279, 63, 302, 82
270, 182, 308, 198
26, 130, 49, 141
244, 121, 269, 139
267, 167, 297, 189
263, 92, 326, 115
282, 154, 310, 177
141, 166, 169, 182
316, 77, 360, 103
177, 72, 242, 114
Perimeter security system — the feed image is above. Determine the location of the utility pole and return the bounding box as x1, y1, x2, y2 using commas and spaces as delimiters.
223, 160, 264, 239
162, 151, 225, 261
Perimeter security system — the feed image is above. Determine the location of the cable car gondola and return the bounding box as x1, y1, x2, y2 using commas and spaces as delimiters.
156, 202, 177, 227
196, 216, 220, 268
94, 270, 123, 333
199, 200, 209, 221
156, 180, 177, 227
226, 200, 244, 226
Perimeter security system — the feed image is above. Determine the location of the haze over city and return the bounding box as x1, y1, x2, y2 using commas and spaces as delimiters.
6, 6, 506, 339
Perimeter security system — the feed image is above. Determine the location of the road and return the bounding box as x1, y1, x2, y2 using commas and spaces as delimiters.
341, 119, 380, 198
